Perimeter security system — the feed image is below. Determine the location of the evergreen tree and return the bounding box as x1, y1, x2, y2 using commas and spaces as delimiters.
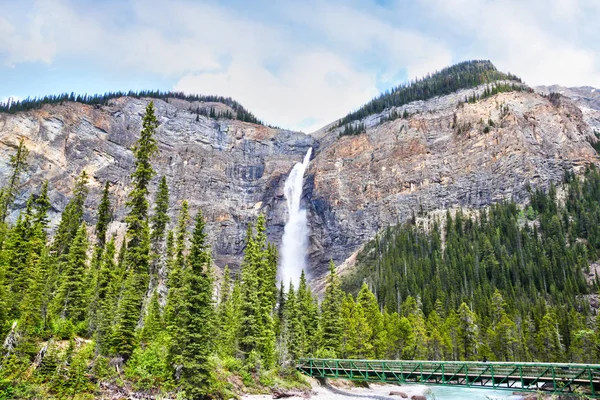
95, 238, 119, 354
140, 289, 163, 345
52, 224, 89, 323
0, 138, 29, 223
179, 210, 214, 398
297, 270, 318, 355
150, 175, 170, 245
357, 283, 386, 358
282, 283, 305, 364
457, 302, 479, 360
95, 182, 112, 249
115, 101, 159, 358
52, 171, 89, 258
536, 311, 563, 362
319, 260, 344, 356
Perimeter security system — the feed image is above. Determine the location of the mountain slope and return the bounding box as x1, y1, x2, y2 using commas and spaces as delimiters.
0, 61, 598, 279
0, 96, 315, 269
306, 87, 597, 275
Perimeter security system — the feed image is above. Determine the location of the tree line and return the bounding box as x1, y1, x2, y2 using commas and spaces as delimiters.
342, 168, 600, 364
338, 60, 523, 137
0, 90, 263, 125
1, 102, 599, 398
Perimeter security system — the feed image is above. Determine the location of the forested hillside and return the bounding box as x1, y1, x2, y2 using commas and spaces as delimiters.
336, 60, 524, 136
342, 167, 600, 363
0, 90, 263, 125
1, 101, 599, 399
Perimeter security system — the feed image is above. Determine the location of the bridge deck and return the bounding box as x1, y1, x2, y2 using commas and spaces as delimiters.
297, 358, 600, 397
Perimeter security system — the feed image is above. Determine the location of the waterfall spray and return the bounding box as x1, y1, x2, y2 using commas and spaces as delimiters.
279, 148, 313, 288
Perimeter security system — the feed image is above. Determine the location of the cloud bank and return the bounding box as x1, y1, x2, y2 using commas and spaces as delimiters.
0, 0, 598, 132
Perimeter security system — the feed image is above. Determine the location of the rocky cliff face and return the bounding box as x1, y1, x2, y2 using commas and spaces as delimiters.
0, 97, 315, 269
0, 87, 598, 279
305, 87, 598, 276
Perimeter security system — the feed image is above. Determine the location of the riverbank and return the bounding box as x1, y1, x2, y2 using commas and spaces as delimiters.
242, 379, 430, 400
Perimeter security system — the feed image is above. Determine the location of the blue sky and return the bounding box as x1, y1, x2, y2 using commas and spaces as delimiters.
1, 0, 599, 132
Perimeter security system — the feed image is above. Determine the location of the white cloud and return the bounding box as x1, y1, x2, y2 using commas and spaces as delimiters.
421, 0, 600, 88
0, 0, 598, 131
175, 51, 379, 133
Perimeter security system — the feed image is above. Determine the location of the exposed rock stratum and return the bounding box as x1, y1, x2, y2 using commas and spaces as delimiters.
0, 85, 598, 280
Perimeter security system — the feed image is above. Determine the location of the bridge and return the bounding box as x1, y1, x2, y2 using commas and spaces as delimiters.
297, 358, 600, 397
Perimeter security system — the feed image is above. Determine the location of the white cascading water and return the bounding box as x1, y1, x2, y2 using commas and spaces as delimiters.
279, 148, 313, 288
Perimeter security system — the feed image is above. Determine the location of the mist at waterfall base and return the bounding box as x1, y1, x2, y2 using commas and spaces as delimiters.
279, 148, 312, 289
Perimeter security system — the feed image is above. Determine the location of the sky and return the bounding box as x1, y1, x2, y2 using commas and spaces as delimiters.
0, 0, 599, 133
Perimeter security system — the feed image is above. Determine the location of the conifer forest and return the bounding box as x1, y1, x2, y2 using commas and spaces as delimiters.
1, 102, 600, 399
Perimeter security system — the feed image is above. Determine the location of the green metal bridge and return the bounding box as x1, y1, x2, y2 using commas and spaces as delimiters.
297, 358, 600, 397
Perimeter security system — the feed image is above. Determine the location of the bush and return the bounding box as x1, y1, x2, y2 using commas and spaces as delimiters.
51, 318, 75, 340
124, 334, 171, 391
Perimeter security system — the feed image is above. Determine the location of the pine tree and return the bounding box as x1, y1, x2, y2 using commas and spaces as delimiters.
219, 274, 242, 358
297, 270, 318, 355
357, 283, 386, 358
237, 215, 278, 368
166, 202, 190, 371
319, 260, 344, 356
140, 289, 163, 344
126, 101, 159, 292
282, 282, 305, 364
115, 101, 159, 358
95, 182, 112, 249
52, 171, 89, 258
536, 311, 563, 362
457, 302, 479, 360
112, 269, 141, 359
34, 180, 51, 230
52, 224, 89, 323
179, 210, 214, 398
95, 238, 119, 354
150, 175, 170, 245
0, 138, 29, 223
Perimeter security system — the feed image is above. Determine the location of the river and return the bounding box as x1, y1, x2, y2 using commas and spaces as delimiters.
243, 382, 529, 400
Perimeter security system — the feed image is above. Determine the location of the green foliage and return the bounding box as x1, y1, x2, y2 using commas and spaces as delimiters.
341, 168, 600, 362
178, 210, 215, 398
125, 332, 171, 391
0, 138, 29, 223
338, 60, 523, 136
52, 171, 89, 258
150, 175, 170, 245
95, 181, 112, 248
239, 215, 278, 369
0, 90, 265, 125
51, 223, 89, 322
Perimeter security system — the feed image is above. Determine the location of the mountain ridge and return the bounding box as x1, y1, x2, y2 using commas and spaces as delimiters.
0, 60, 598, 280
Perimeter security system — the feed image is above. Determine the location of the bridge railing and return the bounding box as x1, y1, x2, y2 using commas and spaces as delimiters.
297, 358, 600, 397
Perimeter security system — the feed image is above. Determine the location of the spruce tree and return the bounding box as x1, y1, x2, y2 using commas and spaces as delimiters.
52, 224, 89, 322
282, 282, 305, 363
457, 302, 479, 360
115, 101, 159, 358
52, 171, 89, 258
319, 261, 345, 356
95, 182, 112, 249
95, 238, 118, 354
297, 270, 318, 356
179, 210, 214, 398
112, 269, 141, 359
357, 283, 386, 358
0, 138, 29, 223
150, 175, 170, 245
140, 289, 163, 344
219, 274, 242, 359
126, 101, 159, 293
166, 202, 190, 371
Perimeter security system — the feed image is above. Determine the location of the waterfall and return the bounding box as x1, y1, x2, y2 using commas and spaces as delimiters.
279, 147, 312, 288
